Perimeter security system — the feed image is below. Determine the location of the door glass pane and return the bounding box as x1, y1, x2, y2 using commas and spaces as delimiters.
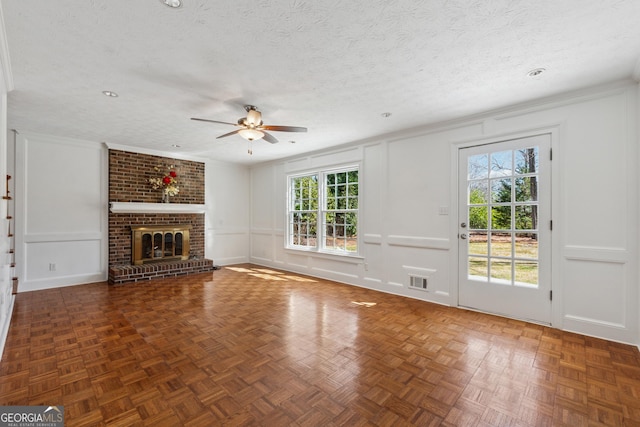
469, 206, 488, 230
515, 261, 538, 286
469, 232, 487, 255
515, 176, 538, 202
468, 257, 488, 280
468, 154, 489, 179
490, 232, 512, 257
469, 181, 488, 205
515, 205, 537, 230
490, 259, 512, 283
491, 206, 511, 230
515, 233, 538, 260
490, 151, 512, 176
515, 147, 539, 174
491, 178, 511, 203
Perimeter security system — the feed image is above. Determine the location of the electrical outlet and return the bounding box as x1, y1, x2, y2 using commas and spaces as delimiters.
49, 263, 56, 271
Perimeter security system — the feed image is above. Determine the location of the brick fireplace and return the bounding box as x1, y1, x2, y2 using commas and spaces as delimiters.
108, 149, 215, 284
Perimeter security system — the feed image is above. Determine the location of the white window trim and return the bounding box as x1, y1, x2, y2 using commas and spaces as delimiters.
286, 164, 361, 257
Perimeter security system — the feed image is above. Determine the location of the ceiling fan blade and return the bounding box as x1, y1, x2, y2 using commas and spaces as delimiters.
261, 125, 307, 133
217, 129, 242, 139
191, 117, 238, 126
261, 131, 279, 144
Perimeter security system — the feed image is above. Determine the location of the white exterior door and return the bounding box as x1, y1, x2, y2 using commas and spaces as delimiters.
458, 134, 552, 324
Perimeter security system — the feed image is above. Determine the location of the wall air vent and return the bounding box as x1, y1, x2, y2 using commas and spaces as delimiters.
409, 276, 428, 291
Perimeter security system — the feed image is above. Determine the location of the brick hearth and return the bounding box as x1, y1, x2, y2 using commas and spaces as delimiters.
108, 259, 216, 285
108, 150, 215, 284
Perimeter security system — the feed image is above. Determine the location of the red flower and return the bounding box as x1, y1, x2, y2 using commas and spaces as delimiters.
169, 171, 177, 178
162, 176, 172, 185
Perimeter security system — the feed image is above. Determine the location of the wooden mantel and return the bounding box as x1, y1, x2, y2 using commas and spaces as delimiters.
109, 202, 206, 214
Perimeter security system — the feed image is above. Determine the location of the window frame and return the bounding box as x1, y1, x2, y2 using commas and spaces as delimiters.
286, 164, 360, 257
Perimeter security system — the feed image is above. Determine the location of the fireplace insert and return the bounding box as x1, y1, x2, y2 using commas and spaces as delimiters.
131, 225, 191, 265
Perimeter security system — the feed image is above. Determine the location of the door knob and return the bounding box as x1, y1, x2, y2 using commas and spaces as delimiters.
460, 222, 467, 228
460, 234, 467, 240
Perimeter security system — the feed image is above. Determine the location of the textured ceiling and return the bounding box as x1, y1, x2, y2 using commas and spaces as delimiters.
2, 0, 640, 164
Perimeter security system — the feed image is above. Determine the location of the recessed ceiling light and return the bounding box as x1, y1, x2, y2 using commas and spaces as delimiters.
160, 0, 182, 8
102, 90, 118, 97
381, 112, 392, 118
527, 68, 546, 77
171, 144, 181, 148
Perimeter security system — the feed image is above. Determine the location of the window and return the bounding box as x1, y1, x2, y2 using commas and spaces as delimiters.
288, 167, 359, 255
289, 174, 318, 248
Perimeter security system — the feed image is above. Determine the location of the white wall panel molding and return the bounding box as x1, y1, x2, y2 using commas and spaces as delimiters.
283, 249, 363, 264
563, 246, 629, 263
402, 265, 437, 278
250, 228, 274, 236
215, 228, 250, 236
564, 314, 626, 330
15, 132, 108, 291
362, 234, 383, 245
309, 147, 362, 169
363, 277, 383, 285
386, 120, 485, 144
451, 124, 562, 150
310, 267, 359, 281
282, 147, 363, 174
24, 232, 102, 243
19, 131, 103, 149
283, 158, 311, 174
387, 235, 450, 250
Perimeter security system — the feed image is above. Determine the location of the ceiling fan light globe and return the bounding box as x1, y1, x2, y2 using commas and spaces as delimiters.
246, 108, 262, 126
239, 128, 264, 141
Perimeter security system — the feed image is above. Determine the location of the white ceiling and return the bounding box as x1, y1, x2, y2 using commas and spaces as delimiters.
2, 0, 640, 165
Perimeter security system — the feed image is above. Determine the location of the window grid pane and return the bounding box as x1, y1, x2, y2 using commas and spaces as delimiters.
322, 170, 358, 253
289, 175, 318, 248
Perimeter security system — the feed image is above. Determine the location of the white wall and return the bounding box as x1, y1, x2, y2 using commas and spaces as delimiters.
0, 96, 13, 355
249, 81, 639, 346
14, 132, 108, 291
205, 158, 250, 265
10, 137, 250, 293
0, 0, 15, 356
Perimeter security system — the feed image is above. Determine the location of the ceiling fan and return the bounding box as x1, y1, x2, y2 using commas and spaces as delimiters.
191, 105, 307, 154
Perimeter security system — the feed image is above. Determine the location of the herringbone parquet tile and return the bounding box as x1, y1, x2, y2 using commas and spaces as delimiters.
1, 264, 640, 426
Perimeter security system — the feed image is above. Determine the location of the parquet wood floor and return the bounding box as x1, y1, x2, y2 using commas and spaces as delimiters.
1, 264, 640, 426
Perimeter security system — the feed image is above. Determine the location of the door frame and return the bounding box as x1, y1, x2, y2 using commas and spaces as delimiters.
449, 126, 562, 327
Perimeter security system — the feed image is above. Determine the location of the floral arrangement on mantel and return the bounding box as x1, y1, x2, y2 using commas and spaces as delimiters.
149, 165, 179, 202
